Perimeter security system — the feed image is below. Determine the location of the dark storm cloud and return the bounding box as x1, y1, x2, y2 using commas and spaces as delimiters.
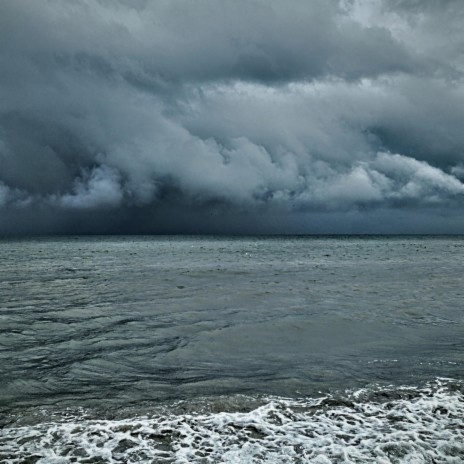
1, 0, 464, 234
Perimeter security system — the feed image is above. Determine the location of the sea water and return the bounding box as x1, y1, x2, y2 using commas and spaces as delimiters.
0, 236, 463, 463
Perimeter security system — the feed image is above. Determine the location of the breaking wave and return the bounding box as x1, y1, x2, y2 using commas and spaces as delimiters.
1, 379, 463, 463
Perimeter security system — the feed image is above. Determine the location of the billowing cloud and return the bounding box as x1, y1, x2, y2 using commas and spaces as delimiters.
56, 165, 123, 209
1, 0, 464, 234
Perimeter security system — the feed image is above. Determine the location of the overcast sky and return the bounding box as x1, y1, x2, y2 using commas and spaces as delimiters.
1, 0, 464, 234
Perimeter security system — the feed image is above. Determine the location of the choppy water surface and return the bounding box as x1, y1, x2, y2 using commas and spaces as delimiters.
0, 236, 463, 462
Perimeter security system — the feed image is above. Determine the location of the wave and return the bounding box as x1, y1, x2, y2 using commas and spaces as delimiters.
1, 379, 463, 463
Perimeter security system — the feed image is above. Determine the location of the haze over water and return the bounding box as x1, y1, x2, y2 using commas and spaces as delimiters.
1, 236, 463, 463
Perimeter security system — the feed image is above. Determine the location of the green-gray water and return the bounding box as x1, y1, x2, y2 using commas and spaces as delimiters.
1, 236, 463, 462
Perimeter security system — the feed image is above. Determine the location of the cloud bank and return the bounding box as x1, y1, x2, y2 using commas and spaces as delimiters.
1, 0, 464, 234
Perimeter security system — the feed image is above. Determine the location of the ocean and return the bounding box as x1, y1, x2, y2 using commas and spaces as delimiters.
0, 236, 463, 463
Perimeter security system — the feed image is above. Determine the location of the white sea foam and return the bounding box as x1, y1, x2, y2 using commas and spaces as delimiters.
1, 379, 463, 463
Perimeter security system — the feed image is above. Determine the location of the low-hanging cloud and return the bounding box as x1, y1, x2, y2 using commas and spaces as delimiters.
1, 0, 464, 234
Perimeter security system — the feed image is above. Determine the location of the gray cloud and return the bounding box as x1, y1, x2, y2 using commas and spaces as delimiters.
1, 0, 464, 234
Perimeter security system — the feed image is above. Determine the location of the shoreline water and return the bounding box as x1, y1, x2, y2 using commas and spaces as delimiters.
2, 378, 463, 463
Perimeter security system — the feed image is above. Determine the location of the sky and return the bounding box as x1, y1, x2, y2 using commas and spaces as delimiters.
1, 0, 464, 234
